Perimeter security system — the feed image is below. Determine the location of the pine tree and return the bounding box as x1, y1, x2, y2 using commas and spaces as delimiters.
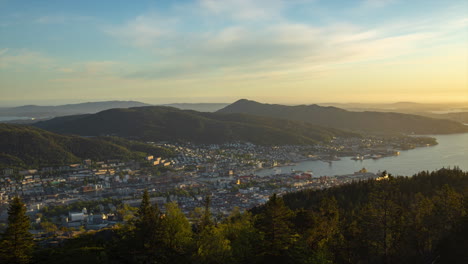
360, 181, 404, 264
199, 195, 213, 230
305, 197, 340, 263
0, 196, 34, 264
134, 189, 162, 262
195, 225, 232, 264
255, 193, 297, 262
219, 208, 261, 264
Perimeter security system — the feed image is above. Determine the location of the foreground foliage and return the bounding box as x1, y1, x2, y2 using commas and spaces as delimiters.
0, 197, 35, 264
25, 168, 468, 263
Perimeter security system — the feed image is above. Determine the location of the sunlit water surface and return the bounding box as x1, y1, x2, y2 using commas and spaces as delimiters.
256, 133, 468, 177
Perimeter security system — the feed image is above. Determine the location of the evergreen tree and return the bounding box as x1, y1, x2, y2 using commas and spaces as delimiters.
255, 194, 297, 263
134, 189, 163, 262
359, 181, 404, 264
306, 197, 340, 263
194, 225, 232, 264
199, 195, 213, 230
406, 193, 436, 262
220, 208, 262, 264
0, 196, 34, 264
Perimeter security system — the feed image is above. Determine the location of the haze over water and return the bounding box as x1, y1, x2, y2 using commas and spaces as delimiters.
257, 133, 468, 177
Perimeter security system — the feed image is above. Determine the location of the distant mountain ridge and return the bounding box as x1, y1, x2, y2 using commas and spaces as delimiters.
0, 124, 172, 169
0, 101, 151, 119
217, 99, 468, 134
34, 106, 357, 145
161, 103, 229, 112
426, 112, 468, 124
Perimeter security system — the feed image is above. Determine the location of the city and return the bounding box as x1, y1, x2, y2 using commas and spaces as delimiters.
0, 134, 436, 239
0, 0, 466, 263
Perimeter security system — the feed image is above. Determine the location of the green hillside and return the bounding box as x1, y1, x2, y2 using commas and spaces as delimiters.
34, 106, 358, 145
0, 124, 172, 169
217, 99, 468, 134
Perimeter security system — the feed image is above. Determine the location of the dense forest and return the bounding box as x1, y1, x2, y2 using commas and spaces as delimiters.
218, 99, 468, 134
1, 168, 463, 264
34, 106, 358, 145
0, 124, 173, 169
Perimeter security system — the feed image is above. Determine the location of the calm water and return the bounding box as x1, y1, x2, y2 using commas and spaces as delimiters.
257, 133, 468, 177
0, 116, 32, 122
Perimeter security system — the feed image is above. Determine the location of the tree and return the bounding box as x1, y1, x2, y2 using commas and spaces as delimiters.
198, 195, 213, 230
161, 202, 193, 261
134, 189, 163, 262
255, 194, 297, 263
0, 196, 34, 264
40, 221, 58, 236
305, 197, 340, 263
219, 208, 262, 264
194, 225, 232, 264
406, 193, 436, 262
359, 181, 404, 264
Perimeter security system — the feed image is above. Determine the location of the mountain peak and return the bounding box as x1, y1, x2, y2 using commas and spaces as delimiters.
232, 99, 259, 105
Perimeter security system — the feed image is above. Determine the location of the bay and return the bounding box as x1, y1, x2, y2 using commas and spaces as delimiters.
256, 133, 468, 177
0, 116, 33, 122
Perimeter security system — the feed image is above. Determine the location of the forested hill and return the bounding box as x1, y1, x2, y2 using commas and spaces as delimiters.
0, 100, 150, 119
217, 99, 468, 134
27, 168, 467, 264
0, 124, 172, 169
252, 167, 468, 264
34, 106, 357, 145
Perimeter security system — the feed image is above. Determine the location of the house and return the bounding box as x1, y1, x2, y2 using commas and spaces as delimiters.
2, 168, 13, 176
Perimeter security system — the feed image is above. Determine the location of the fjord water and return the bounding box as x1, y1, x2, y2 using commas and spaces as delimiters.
257, 133, 468, 177
0, 116, 32, 122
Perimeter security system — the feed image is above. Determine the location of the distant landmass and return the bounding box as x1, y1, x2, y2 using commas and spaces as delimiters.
0, 101, 151, 120
422, 112, 468, 124
217, 99, 468, 134
34, 106, 357, 145
316, 101, 468, 124
318, 101, 468, 112
161, 103, 229, 112
0, 124, 172, 169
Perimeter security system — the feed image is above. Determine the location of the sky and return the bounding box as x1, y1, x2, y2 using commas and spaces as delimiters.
0, 0, 467, 106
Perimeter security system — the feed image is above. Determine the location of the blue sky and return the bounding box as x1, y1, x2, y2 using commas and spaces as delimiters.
0, 0, 467, 106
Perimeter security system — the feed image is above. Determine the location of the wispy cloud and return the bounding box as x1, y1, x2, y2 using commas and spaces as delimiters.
35, 14, 93, 24
104, 9, 460, 82
0, 48, 123, 80
104, 14, 177, 48
2, 0, 466, 103
0, 48, 9, 56
197, 0, 285, 21
362, 0, 396, 8
0, 49, 54, 69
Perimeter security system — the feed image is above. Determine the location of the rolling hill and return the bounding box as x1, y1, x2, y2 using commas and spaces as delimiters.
34, 106, 357, 145
0, 100, 151, 119
425, 112, 468, 124
161, 103, 229, 112
0, 124, 172, 169
217, 99, 468, 134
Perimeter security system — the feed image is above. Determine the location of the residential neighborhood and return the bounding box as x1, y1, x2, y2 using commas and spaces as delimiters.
0, 135, 434, 240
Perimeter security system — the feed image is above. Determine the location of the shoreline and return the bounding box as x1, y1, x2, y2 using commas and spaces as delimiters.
254, 142, 438, 176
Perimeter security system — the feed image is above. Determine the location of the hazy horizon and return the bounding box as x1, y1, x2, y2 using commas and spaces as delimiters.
1, 98, 468, 108
1, 0, 467, 105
